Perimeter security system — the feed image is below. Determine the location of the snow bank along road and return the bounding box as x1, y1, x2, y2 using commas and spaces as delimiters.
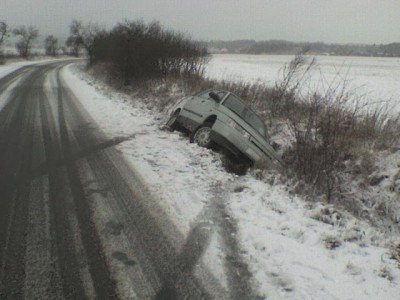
0, 61, 230, 299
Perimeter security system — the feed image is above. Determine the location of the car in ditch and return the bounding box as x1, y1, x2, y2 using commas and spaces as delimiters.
165, 90, 285, 170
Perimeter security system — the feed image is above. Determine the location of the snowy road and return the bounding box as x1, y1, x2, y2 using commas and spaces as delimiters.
0, 61, 228, 299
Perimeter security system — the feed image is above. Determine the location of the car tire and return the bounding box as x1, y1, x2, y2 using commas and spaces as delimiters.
191, 123, 214, 148
166, 110, 180, 131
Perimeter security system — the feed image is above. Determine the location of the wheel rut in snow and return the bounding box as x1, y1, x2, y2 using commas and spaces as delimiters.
181, 182, 257, 300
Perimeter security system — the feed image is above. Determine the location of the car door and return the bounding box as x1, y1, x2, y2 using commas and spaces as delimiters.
183, 91, 220, 125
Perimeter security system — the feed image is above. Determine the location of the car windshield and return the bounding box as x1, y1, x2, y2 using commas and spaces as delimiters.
222, 94, 266, 137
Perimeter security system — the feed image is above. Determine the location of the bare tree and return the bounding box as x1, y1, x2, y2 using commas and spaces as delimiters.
68, 20, 103, 65
44, 35, 58, 56
13, 25, 39, 58
0, 21, 9, 63
0, 21, 8, 46
66, 20, 82, 57
65, 35, 80, 57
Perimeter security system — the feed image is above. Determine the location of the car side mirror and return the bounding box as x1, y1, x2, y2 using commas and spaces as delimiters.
209, 92, 220, 102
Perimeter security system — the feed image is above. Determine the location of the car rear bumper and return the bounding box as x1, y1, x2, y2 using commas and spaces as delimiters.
210, 119, 283, 168
210, 130, 254, 164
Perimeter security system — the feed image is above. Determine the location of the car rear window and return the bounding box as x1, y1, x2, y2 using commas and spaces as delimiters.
222, 94, 266, 137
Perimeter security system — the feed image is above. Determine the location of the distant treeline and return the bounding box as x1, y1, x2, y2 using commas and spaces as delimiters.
206, 40, 400, 57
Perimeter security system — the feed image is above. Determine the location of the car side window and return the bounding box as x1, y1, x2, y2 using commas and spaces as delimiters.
222, 94, 266, 137
223, 94, 245, 116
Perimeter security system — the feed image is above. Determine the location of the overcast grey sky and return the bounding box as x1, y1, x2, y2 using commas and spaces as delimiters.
1, 0, 399, 44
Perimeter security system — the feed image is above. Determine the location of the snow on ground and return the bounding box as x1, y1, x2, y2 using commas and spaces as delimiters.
206, 54, 400, 114
0, 57, 78, 79
0, 62, 22, 78
228, 176, 400, 299
60, 63, 400, 300
0, 76, 24, 111
0, 58, 82, 111
0, 60, 398, 299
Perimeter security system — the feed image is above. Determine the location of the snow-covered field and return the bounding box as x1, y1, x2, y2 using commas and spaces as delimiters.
206, 54, 400, 114
1, 60, 399, 299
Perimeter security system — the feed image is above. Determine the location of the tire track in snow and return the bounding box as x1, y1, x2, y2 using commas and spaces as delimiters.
186, 181, 257, 300
0, 66, 48, 298
55, 69, 118, 298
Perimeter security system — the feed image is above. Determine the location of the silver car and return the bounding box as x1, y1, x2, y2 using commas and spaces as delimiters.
166, 90, 284, 169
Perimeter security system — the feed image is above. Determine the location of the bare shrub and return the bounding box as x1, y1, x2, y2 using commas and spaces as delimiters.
92, 20, 209, 84
376, 266, 394, 281
322, 235, 342, 250
351, 151, 375, 186
271, 54, 400, 201
359, 107, 400, 150
389, 242, 400, 268
68, 20, 105, 66
0, 21, 9, 64
311, 205, 343, 226
0, 21, 7, 46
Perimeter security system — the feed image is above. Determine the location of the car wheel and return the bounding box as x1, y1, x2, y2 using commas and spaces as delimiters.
166, 110, 179, 131
192, 123, 213, 148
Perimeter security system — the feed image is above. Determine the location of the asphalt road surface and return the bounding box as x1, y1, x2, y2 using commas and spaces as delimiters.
0, 61, 239, 299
